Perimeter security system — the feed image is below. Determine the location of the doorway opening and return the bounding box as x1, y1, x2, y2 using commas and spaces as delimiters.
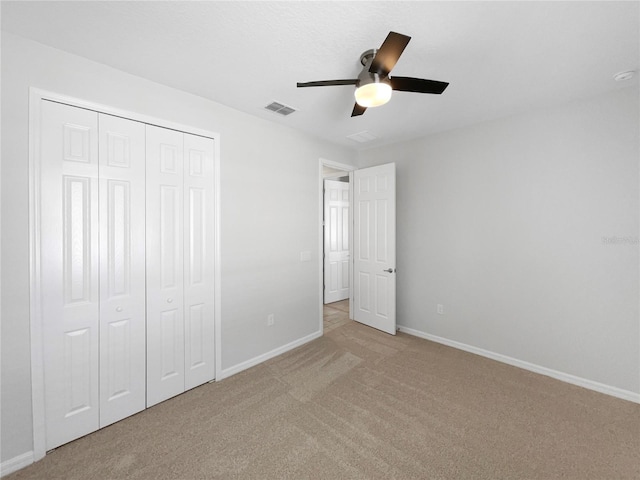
318, 159, 355, 334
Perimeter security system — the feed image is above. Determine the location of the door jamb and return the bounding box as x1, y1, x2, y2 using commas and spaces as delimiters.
28, 88, 222, 461
318, 158, 355, 334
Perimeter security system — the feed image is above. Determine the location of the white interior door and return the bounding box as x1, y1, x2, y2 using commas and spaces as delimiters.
183, 133, 216, 390
324, 179, 350, 304
98, 113, 146, 427
41, 101, 100, 449
353, 163, 396, 335
146, 125, 185, 407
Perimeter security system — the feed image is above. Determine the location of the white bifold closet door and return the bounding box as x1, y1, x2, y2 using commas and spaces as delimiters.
41, 101, 146, 450
98, 113, 147, 428
182, 133, 216, 391
146, 125, 215, 407
39, 101, 216, 450
41, 101, 100, 450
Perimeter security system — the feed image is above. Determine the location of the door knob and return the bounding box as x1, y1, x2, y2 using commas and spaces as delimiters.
383, 268, 395, 273
167, 298, 173, 303
115, 306, 123, 312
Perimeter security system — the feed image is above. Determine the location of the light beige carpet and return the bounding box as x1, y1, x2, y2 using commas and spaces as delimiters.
323, 299, 350, 333
8, 313, 640, 479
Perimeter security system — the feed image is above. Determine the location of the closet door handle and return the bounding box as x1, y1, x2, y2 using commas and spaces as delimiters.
116, 306, 123, 312
167, 298, 173, 303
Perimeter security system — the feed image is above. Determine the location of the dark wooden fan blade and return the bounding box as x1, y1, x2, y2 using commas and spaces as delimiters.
390, 76, 449, 94
297, 79, 358, 87
369, 31, 411, 76
351, 103, 367, 117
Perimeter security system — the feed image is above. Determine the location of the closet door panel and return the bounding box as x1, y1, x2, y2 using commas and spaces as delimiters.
184, 134, 216, 390
146, 125, 185, 407
41, 101, 100, 450
98, 114, 146, 427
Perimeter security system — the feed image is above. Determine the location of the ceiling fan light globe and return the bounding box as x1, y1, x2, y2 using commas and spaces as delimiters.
354, 82, 392, 108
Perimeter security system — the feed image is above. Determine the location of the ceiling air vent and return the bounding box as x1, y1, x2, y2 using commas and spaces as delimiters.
346, 131, 377, 143
264, 101, 297, 116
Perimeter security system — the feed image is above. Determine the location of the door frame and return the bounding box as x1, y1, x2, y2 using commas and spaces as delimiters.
318, 158, 355, 334
28, 88, 222, 461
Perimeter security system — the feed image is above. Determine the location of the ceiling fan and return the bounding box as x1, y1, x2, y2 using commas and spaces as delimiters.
297, 31, 449, 117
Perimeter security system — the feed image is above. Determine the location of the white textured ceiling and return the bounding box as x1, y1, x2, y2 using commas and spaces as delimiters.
2, 1, 638, 150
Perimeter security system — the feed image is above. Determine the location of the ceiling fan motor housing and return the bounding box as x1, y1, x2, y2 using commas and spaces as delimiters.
357, 49, 391, 88
360, 49, 378, 67
355, 49, 393, 108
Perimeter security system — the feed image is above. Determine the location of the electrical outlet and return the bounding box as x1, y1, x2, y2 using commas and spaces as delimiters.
437, 304, 444, 315
267, 314, 275, 326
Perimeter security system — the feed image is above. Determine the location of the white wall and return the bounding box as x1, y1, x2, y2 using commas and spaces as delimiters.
0, 32, 356, 464
358, 86, 640, 397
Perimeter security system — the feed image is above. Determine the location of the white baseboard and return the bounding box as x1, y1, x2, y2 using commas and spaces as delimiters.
218, 330, 323, 380
398, 326, 640, 404
1, 451, 34, 477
